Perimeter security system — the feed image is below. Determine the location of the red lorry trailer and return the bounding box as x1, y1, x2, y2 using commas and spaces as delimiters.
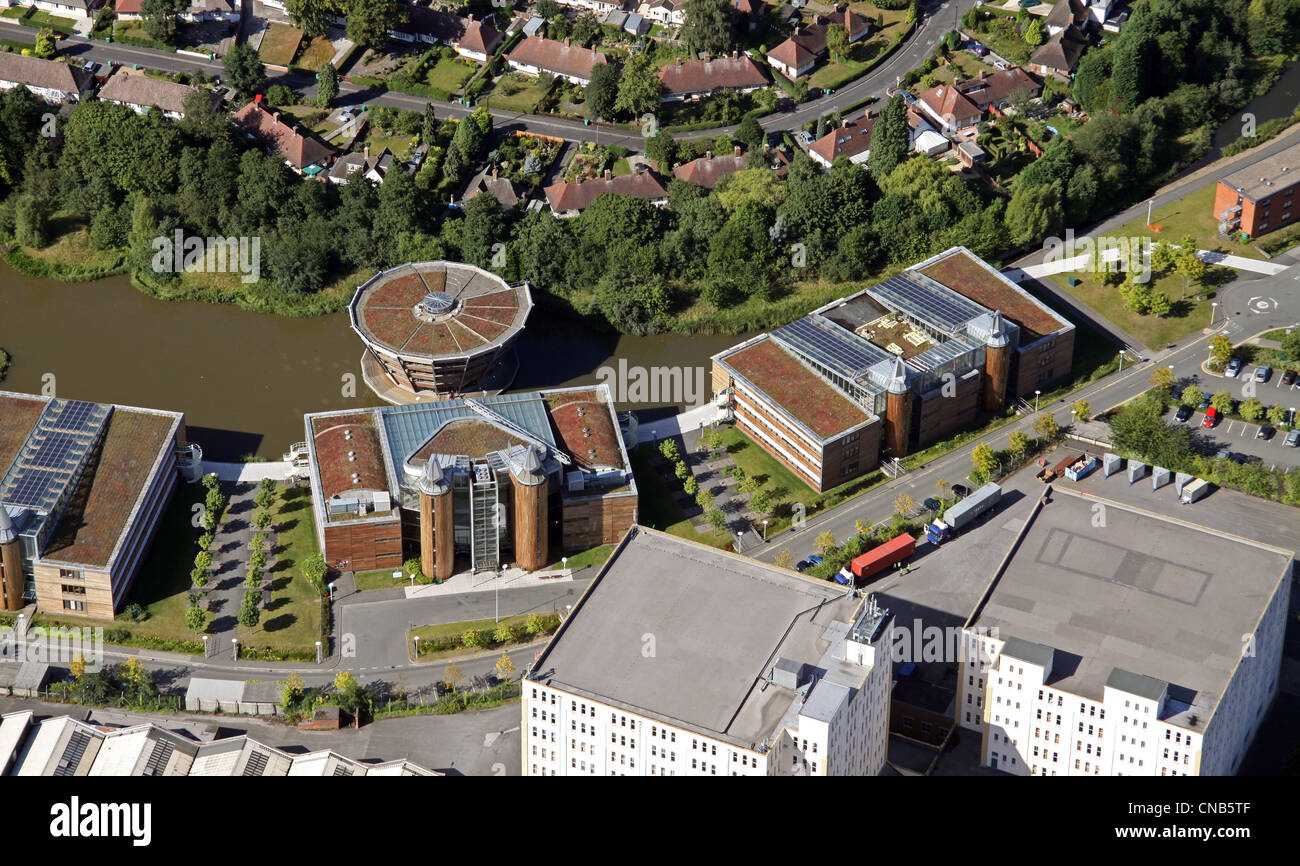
850, 533, 916, 582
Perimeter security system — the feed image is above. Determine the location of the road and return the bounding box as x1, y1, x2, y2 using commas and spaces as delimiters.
6, 0, 977, 149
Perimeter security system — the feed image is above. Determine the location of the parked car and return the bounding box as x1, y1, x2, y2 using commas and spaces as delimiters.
1175, 405, 1193, 422
797, 130, 814, 145
993, 59, 1009, 70
1202, 406, 1219, 428
808, 554, 824, 565
1254, 366, 1272, 383
970, 44, 988, 56
1215, 448, 1232, 460
83, 61, 98, 74
1257, 425, 1275, 441
1197, 397, 1211, 410
1225, 358, 1243, 378
1286, 430, 1300, 448
795, 558, 814, 572
1282, 369, 1297, 387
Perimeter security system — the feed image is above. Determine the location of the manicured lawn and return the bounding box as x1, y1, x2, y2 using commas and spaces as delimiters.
411, 613, 532, 645
237, 484, 322, 653
808, 6, 911, 91
547, 544, 614, 571
4, 5, 77, 32
426, 55, 476, 93
119, 483, 214, 642
363, 128, 418, 159
259, 22, 303, 67
485, 73, 553, 113
294, 34, 335, 71
111, 20, 171, 50
408, 613, 559, 661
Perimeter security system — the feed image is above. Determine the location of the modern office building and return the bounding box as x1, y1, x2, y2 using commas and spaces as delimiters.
0, 391, 188, 618
711, 246, 1074, 491
522, 526, 895, 776
1213, 139, 1300, 238
959, 485, 1293, 776
350, 261, 533, 399
302, 385, 636, 576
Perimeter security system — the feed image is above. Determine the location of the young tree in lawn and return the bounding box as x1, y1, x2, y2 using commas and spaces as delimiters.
826, 23, 850, 62
185, 604, 208, 633
317, 62, 340, 109
1174, 236, 1207, 299
238, 591, 261, 628
224, 43, 266, 98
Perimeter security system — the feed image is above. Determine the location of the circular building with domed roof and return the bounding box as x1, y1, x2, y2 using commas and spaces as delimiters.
349, 261, 533, 399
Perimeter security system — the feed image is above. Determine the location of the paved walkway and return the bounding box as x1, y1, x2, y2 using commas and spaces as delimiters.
206, 461, 293, 483
403, 567, 574, 599
634, 400, 727, 444
1012, 245, 1290, 280
203, 482, 277, 648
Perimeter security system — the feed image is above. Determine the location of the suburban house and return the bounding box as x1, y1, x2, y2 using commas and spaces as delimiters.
544, 168, 669, 217
328, 146, 394, 186
731, 0, 763, 31
1028, 25, 1088, 78
639, 0, 685, 26
766, 8, 871, 79
809, 114, 875, 168
0, 53, 90, 104
916, 66, 1041, 134
558, 0, 621, 15
457, 18, 502, 63
465, 169, 525, 209
233, 99, 335, 176
657, 53, 770, 102
390, 7, 501, 61
97, 71, 195, 119
114, 0, 143, 18
1043, 0, 1089, 36
181, 0, 238, 22
507, 36, 607, 85
673, 146, 747, 188
7, 0, 105, 19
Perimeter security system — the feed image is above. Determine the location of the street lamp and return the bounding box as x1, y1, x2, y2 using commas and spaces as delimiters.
202, 634, 208, 657
413, 635, 420, 658
1034, 390, 1041, 413
561, 556, 568, 574
1210, 300, 1221, 328
494, 568, 501, 624
762, 519, 769, 542
315, 640, 322, 664
328, 581, 336, 601
231, 638, 238, 660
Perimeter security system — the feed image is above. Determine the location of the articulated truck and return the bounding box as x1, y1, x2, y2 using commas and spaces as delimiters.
836, 532, 917, 585
925, 482, 1002, 545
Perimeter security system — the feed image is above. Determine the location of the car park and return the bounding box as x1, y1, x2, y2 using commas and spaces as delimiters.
1287, 430, 1300, 447
1225, 358, 1243, 378
1197, 397, 1210, 410
796, 558, 814, 572
1202, 407, 1219, 428
1257, 426, 1275, 441
1175, 405, 1193, 422
1282, 370, 1297, 387
1254, 366, 1271, 383
808, 554, 824, 566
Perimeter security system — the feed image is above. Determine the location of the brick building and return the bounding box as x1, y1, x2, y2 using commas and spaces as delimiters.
711, 247, 1074, 491
302, 385, 637, 577
1213, 140, 1300, 238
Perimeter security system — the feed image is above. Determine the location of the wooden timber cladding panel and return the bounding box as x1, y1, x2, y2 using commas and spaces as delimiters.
562, 492, 637, 550
324, 518, 403, 572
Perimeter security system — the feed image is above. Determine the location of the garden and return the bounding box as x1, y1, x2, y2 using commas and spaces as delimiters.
484, 72, 557, 114
408, 612, 561, 661
562, 141, 631, 182
257, 22, 303, 67
491, 131, 564, 190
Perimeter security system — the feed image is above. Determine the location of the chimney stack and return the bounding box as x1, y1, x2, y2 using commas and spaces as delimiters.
364, 145, 370, 159
492, 167, 499, 179
733, 144, 741, 155
705, 149, 712, 159
603, 168, 611, 179
564, 37, 571, 46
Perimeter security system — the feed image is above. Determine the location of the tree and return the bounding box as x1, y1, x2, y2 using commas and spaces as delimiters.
281, 671, 305, 709
1006, 180, 1064, 245
237, 591, 260, 628
646, 128, 677, 170
659, 438, 680, 461
443, 662, 464, 690
332, 670, 364, 711
683, 475, 699, 496
495, 652, 516, 680
1279, 329, 1300, 364
185, 604, 207, 633
1072, 399, 1091, 422
1267, 404, 1287, 427
815, 531, 838, 555
120, 657, 149, 693
1239, 397, 1264, 422
142, 0, 183, 43
461, 628, 484, 648
317, 62, 339, 109
695, 488, 712, 511
893, 493, 916, 517
346, 0, 404, 51
1208, 335, 1234, 364
614, 52, 662, 119
585, 61, 619, 121
774, 548, 794, 569
33, 28, 57, 59
1023, 18, 1044, 47
1210, 390, 1234, 413
14, 194, 51, 248
736, 114, 764, 152
1008, 430, 1030, 459
524, 613, 545, 635
682, 0, 734, 57
827, 23, 850, 61
224, 43, 266, 98
1149, 366, 1176, 390
1033, 412, 1060, 441
971, 443, 998, 481
675, 460, 690, 481
1180, 385, 1204, 407
69, 654, 86, 681
868, 94, 908, 180
286, 0, 337, 38
1174, 240, 1208, 299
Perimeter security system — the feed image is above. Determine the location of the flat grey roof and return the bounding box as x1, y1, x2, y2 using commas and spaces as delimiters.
970, 486, 1291, 716
999, 636, 1055, 669
529, 527, 864, 747
1220, 139, 1300, 201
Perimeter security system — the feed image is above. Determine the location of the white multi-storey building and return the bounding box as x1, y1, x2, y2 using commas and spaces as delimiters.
958, 485, 1292, 776
523, 526, 893, 777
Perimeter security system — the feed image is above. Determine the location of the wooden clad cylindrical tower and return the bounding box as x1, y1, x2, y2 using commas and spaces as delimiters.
883, 358, 913, 459
418, 459, 454, 581
511, 446, 548, 572
0, 510, 23, 611
982, 310, 1012, 412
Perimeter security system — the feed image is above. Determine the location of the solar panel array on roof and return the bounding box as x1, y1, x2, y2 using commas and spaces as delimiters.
867, 273, 988, 334
54, 730, 92, 777
772, 316, 892, 379
380, 392, 558, 472
243, 750, 269, 776
0, 399, 111, 513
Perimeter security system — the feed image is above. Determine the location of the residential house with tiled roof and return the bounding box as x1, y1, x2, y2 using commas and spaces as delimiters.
916, 66, 1041, 134
458, 18, 502, 62
808, 114, 875, 168
114, 0, 145, 18
233, 99, 335, 175
1043, 0, 1089, 36
657, 53, 770, 101
673, 147, 748, 188
181, 0, 238, 22
328, 146, 395, 186
465, 169, 526, 208
638, 0, 685, 26
27, 0, 105, 19
0, 53, 90, 104
97, 71, 197, 119
545, 168, 669, 217
766, 8, 870, 79
1028, 24, 1088, 78
507, 36, 608, 85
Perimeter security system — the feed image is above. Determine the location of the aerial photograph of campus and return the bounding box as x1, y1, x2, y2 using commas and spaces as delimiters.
0, 0, 1294, 834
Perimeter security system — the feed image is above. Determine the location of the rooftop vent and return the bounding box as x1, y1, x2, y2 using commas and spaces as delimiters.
576, 406, 586, 416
